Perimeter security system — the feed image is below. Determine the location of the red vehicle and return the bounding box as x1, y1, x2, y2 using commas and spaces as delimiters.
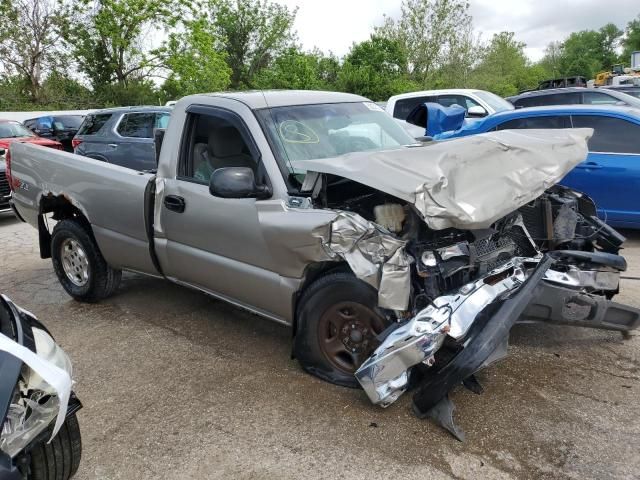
0, 120, 63, 151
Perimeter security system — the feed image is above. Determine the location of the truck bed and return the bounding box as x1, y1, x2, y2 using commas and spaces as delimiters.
9, 142, 157, 274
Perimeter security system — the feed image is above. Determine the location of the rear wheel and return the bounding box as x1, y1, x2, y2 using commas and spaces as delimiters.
51, 220, 121, 302
29, 413, 82, 480
294, 272, 390, 388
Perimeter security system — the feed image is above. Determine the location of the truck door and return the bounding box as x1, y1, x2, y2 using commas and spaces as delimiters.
154, 106, 286, 320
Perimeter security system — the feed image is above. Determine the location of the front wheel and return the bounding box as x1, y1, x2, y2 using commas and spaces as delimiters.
294, 272, 391, 388
51, 219, 121, 302
29, 413, 82, 480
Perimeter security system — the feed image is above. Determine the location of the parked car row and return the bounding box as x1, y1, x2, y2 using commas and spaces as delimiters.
432, 105, 640, 228
388, 84, 640, 229
506, 86, 640, 109
0, 107, 173, 177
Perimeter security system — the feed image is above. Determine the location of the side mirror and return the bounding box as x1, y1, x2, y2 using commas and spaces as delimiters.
467, 105, 487, 117
209, 167, 271, 199
0, 148, 5, 157
153, 128, 165, 165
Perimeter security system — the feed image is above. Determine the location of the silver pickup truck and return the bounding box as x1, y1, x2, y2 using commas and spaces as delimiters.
7, 91, 640, 438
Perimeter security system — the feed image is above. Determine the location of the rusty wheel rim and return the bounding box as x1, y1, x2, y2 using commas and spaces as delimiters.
318, 301, 387, 374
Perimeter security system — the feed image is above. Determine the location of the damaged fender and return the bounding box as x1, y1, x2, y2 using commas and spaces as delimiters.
312, 211, 412, 310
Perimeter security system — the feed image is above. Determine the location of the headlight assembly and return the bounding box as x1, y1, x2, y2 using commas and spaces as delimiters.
0, 327, 72, 458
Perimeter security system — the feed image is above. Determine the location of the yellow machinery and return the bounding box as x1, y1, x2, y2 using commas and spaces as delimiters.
593, 59, 640, 87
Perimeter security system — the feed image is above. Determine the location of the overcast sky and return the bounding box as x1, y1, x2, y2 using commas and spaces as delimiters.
275, 0, 639, 61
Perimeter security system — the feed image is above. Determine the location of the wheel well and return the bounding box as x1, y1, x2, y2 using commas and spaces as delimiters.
291, 261, 351, 338
37, 195, 92, 259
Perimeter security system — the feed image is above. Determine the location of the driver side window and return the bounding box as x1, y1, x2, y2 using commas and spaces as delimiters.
179, 111, 258, 184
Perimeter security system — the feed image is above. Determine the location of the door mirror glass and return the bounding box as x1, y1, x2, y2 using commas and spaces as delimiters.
0, 148, 5, 157
467, 105, 487, 117
209, 167, 270, 199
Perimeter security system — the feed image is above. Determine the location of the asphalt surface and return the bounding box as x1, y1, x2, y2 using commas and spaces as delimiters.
0, 211, 638, 480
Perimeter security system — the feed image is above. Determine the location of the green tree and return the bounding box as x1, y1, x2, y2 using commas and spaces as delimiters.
559, 30, 608, 79
200, 0, 298, 89
253, 48, 338, 90
336, 35, 418, 100
0, 76, 32, 110
159, 19, 232, 98
538, 41, 564, 78
60, 0, 184, 88
0, 0, 64, 102
375, 0, 474, 86
621, 15, 640, 64
95, 78, 160, 106
40, 72, 97, 108
598, 23, 624, 69
469, 32, 537, 96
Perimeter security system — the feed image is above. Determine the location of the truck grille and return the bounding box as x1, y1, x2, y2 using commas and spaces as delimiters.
0, 171, 10, 199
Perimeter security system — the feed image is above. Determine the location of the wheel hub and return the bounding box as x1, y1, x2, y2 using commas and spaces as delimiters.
318, 301, 386, 374
342, 320, 371, 353
60, 238, 90, 287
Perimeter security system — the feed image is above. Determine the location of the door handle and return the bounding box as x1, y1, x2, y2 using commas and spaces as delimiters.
575, 162, 602, 170
108, 143, 118, 148
164, 195, 186, 213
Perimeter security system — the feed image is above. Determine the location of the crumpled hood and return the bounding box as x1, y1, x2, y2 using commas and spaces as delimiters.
293, 128, 592, 230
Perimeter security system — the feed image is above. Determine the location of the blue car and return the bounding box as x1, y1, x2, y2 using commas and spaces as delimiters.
430, 105, 640, 229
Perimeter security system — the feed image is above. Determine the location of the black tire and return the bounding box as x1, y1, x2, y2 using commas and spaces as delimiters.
51, 219, 121, 302
29, 413, 82, 480
294, 272, 391, 388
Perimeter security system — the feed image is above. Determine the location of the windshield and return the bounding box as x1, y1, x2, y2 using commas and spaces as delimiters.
608, 89, 640, 107
474, 91, 514, 113
0, 122, 35, 139
257, 102, 416, 176
53, 115, 84, 129
619, 89, 640, 99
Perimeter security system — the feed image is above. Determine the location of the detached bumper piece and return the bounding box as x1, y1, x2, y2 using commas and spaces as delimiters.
411, 257, 553, 441
355, 251, 640, 441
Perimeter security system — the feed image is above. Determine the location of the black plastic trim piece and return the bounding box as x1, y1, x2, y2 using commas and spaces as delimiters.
412, 255, 555, 417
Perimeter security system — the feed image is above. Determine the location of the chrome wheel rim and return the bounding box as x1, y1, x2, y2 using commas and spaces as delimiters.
60, 239, 90, 287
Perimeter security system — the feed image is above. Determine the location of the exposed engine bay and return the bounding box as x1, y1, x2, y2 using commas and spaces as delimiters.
307, 172, 639, 440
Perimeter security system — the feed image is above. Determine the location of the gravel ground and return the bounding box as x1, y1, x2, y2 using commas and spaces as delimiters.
0, 211, 638, 480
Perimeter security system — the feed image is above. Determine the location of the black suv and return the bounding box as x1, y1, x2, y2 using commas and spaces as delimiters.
23, 115, 85, 153
506, 87, 640, 109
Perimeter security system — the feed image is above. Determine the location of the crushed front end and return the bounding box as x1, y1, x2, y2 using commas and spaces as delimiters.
344, 187, 639, 440
0, 295, 81, 479
297, 129, 639, 439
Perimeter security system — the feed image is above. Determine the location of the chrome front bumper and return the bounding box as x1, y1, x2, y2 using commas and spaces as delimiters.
355, 253, 639, 408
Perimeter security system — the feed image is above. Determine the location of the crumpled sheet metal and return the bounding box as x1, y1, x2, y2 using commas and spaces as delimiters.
293, 129, 592, 230
0, 330, 71, 445
313, 211, 411, 310
355, 257, 535, 406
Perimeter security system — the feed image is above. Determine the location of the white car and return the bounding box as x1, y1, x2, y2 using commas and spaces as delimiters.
386, 89, 514, 137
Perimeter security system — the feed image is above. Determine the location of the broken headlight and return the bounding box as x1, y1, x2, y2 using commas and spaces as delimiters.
0, 328, 72, 458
